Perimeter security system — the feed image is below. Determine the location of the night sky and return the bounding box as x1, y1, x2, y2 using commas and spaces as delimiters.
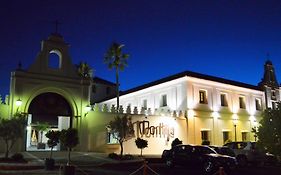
1, 0, 281, 96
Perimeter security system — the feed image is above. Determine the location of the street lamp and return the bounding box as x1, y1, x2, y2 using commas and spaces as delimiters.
233, 118, 238, 142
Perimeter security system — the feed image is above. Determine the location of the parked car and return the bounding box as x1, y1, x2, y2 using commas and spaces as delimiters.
209, 146, 236, 157
223, 141, 266, 166
162, 145, 237, 174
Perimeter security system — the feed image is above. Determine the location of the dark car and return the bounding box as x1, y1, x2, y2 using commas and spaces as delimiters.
223, 142, 266, 166
210, 146, 236, 157
162, 145, 237, 174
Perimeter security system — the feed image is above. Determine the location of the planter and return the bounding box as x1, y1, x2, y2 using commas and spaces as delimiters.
45, 158, 55, 170
63, 165, 76, 175
37, 142, 46, 149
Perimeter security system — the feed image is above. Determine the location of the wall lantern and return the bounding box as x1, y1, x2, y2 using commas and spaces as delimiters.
16, 99, 22, 106
84, 104, 91, 117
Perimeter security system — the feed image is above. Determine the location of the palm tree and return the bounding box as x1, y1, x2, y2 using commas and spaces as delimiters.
104, 42, 129, 111
77, 62, 92, 78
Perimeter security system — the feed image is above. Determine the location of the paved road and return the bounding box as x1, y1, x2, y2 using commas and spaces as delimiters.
1, 152, 281, 175
79, 163, 281, 175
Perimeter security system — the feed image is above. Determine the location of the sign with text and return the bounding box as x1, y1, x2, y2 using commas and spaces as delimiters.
132, 120, 174, 139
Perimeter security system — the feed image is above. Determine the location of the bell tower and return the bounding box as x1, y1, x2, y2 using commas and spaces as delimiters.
258, 60, 280, 109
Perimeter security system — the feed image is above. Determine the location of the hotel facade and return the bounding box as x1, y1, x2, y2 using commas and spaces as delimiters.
0, 33, 280, 155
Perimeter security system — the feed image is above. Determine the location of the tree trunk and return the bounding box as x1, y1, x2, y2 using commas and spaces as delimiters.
40, 131, 43, 143
120, 141, 123, 157
116, 68, 119, 112
50, 147, 53, 159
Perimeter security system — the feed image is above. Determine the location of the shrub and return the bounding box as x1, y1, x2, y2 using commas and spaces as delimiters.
108, 152, 119, 160
122, 154, 134, 160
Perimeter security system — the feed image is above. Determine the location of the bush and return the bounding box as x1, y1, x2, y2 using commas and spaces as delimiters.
201, 140, 210, 145
122, 154, 134, 160
108, 152, 119, 160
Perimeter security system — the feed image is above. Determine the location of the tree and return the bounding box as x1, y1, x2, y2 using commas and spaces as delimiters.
76, 62, 92, 78
59, 128, 79, 165
45, 130, 60, 159
104, 42, 129, 111
257, 103, 281, 157
107, 115, 134, 157
0, 117, 26, 158
171, 138, 183, 148
135, 137, 148, 156
45, 130, 60, 170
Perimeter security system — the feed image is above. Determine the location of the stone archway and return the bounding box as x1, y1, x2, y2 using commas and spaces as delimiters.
28, 92, 72, 125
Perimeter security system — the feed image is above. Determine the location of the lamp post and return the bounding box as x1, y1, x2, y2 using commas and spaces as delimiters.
233, 118, 238, 142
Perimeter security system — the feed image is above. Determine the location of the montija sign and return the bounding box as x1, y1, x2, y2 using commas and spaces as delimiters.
132, 120, 175, 139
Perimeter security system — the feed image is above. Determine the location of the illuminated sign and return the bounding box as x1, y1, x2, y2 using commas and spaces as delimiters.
132, 120, 174, 139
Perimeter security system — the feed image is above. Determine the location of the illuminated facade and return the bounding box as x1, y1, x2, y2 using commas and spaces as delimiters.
0, 33, 280, 155
99, 63, 280, 154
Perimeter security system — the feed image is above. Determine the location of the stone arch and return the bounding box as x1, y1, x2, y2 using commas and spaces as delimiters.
23, 86, 79, 119
28, 92, 72, 125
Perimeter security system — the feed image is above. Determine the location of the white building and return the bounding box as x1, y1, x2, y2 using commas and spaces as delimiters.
100, 62, 279, 148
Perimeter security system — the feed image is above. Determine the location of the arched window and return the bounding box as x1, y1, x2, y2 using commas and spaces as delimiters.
48, 50, 62, 69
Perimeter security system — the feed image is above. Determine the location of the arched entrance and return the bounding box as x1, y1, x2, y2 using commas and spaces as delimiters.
26, 92, 73, 151
28, 92, 72, 125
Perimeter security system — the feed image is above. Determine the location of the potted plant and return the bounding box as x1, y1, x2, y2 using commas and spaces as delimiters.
35, 122, 49, 149
59, 128, 79, 175
45, 130, 60, 170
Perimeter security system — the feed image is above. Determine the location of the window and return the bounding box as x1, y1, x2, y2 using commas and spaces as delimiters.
107, 132, 118, 144
271, 91, 276, 100
241, 132, 249, 142
48, 50, 61, 69
199, 90, 207, 104
201, 130, 210, 142
92, 85, 96, 93
222, 131, 230, 144
255, 98, 261, 111
160, 94, 167, 107
220, 93, 228, 107
239, 96, 246, 109
106, 87, 111, 95
142, 99, 147, 110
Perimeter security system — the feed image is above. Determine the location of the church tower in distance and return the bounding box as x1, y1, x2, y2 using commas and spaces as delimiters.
258, 60, 280, 109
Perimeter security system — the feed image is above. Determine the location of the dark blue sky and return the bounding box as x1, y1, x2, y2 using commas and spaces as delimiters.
1, 0, 281, 96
